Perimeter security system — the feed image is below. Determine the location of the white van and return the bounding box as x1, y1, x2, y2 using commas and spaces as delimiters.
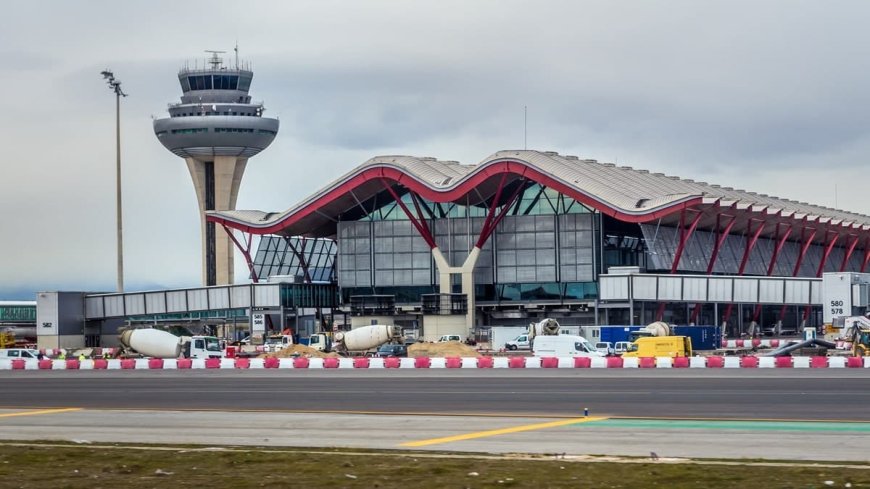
505, 334, 531, 350
0, 348, 41, 364
532, 335, 604, 357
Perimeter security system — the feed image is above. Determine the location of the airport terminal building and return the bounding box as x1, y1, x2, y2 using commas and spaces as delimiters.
207, 150, 870, 340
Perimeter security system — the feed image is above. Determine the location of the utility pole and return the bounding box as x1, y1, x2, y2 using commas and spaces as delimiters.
101, 70, 127, 292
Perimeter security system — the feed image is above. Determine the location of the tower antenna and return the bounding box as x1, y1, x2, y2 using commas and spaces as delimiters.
204, 50, 226, 69
524, 105, 527, 150
234, 42, 239, 69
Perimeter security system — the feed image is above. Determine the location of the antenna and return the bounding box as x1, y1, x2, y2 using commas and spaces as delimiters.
524, 105, 527, 150
234, 41, 239, 69
204, 50, 226, 69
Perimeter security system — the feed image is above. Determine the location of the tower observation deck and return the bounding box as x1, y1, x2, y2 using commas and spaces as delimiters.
154, 50, 279, 286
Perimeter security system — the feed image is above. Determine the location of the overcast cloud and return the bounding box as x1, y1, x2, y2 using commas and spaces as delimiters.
2, 0, 870, 298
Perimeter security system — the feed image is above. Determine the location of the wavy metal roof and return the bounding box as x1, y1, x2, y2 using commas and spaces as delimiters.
208, 150, 870, 239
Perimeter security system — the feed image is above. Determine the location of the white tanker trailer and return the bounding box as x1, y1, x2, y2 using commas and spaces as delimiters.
119, 329, 223, 359
333, 325, 403, 354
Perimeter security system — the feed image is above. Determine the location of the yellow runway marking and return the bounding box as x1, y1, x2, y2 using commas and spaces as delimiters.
401, 416, 607, 447
0, 408, 82, 419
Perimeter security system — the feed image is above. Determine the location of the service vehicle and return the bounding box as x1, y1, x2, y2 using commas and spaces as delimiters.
614, 341, 632, 355
505, 334, 531, 351
376, 344, 408, 357
437, 334, 462, 342
119, 329, 224, 359
595, 341, 614, 356
333, 325, 403, 355
0, 348, 40, 361
622, 336, 693, 358
532, 335, 604, 357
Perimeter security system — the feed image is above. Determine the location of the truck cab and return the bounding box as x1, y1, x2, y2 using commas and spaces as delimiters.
183, 336, 223, 359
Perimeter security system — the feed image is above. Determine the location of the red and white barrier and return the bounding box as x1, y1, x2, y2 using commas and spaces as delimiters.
4, 355, 869, 370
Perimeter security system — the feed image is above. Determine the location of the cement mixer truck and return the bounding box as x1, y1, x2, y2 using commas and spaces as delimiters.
628, 321, 672, 342
333, 325, 403, 355
119, 329, 224, 359
506, 318, 562, 350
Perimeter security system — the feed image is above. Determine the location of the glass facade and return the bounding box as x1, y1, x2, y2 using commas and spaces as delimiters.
336, 184, 599, 304
253, 237, 336, 283
0, 304, 36, 322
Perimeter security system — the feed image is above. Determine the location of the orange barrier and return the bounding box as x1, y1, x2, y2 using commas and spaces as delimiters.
476, 356, 494, 368
147, 359, 164, 369
263, 357, 279, 369
740, 356, 758, 368
672, 357, 690, 368
508, 357, 526, 368
293, 357, 310, 369
120, 359, 136, 369
606, 357, 624, 368
706, 357, 724, 368
574, 357, 592, 368
638, 357, 656, 368
774, 357, 793, 368
65, 360, 80, 370
93, 359, 108, 369
176, 359, 193, 369
354, 357, 370, 368
810, 357, 829, 368
234, 358, 250, 369
322, 357, 340, 369
540, 357, 559, 368
445, 357, 463, 368
383, 357, 401, 368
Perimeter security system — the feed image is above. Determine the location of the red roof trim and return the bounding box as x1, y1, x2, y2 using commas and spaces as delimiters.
207, 160, 705, 234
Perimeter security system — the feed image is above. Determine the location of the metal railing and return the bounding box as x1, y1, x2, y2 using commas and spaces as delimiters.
421, 293, 468, 315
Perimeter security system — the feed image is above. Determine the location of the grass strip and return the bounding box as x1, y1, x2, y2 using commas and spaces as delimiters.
0, 441, 867, 488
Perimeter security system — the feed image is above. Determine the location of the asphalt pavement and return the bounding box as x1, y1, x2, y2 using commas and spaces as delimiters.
1, 369, 868, 420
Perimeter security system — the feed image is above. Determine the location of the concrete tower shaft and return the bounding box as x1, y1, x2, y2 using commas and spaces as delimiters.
154, 51, 279, 286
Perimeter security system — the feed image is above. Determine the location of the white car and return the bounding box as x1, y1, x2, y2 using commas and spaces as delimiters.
614, 341, 633, 355
0, 348, 41, 366
595, 341, 615, 356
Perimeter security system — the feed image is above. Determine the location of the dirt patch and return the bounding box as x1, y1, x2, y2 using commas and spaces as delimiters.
261, 344, 339, 359
408, 341, 480, 358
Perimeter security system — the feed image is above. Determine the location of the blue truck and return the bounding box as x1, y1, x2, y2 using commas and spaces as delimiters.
598, 325, 721, 350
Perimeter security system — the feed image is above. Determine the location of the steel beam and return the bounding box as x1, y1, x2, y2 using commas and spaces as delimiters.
656, 208, 704, 321
222, 225, 259, 283
381, 179, 437, 249
475, 178, 526, 249
839, 235, 860, 272
721, 218, 766, 326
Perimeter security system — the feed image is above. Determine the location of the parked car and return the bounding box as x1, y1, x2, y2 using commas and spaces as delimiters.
505, 334, 531, 351
437, 335, 462, 342
595, 341, 615, 356
0, 348, 41, 364
376, 344, 408, 357
614, 341, 632, 355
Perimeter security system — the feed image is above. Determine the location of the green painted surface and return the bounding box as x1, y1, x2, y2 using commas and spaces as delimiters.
573, 418, 870, 432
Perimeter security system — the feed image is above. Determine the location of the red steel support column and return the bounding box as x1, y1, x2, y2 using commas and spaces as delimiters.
815, 231, 840, 277
839, 235, 860, 272
752, 223, 793, 322
656, 209, 704, 321
689, 212, 736, 324
862, 238, 870, 273
475, 178, 526, 249
778, 224, 817, 321
285, 237, 313, 283
721, 218, 766, 326
222, 225, 259, 283
381, 179, 437, 249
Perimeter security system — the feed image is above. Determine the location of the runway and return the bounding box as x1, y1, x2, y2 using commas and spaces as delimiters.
0, 369, 868, 420
2, 370, 868, 461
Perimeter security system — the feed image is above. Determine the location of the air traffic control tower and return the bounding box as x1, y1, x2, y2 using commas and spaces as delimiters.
154, 51, 279, 285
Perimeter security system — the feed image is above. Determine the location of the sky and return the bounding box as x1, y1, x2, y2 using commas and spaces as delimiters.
2, 0, 870, 299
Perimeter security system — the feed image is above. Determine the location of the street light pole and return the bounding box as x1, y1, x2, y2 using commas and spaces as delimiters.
101, 70, 127, 293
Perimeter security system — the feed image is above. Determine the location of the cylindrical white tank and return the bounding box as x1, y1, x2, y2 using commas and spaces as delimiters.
120, 329, 182, 358
336, 325, 400, 351
532, 318, 561, 336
